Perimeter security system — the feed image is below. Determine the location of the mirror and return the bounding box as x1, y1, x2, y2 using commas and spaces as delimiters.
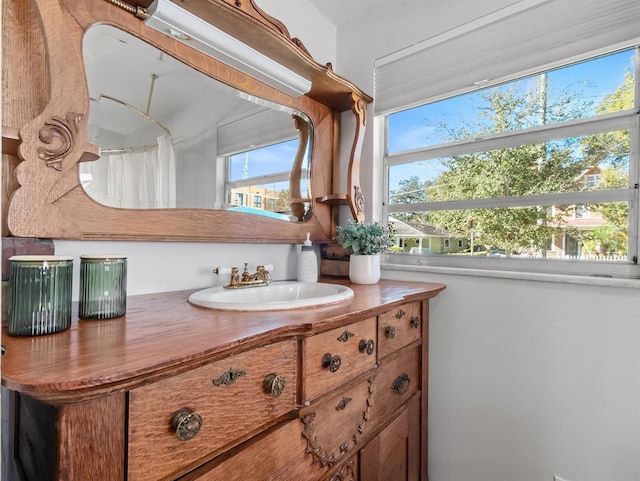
6, 0, 372, 243
81, 24, 312, 222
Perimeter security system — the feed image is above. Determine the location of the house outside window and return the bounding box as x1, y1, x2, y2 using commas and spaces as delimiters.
225, 139, 311, 217
585, 174, 601, 187
380, 46, 639, 277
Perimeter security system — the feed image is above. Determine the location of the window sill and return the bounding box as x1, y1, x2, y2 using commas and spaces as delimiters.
382, 261, 640, 288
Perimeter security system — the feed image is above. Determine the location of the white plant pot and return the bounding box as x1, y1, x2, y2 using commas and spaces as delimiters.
348, 254, 381, 284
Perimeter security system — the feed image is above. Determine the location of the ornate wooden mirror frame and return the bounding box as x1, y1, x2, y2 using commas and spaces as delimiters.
2, 0, 371, 243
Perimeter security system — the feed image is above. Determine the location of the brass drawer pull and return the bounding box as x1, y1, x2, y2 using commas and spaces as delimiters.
392, 373, 411, 395
322, 353, 342, 373
171, 409, 203, 441
410, 317, 420, 329
358, 339, 375, 355
385, 326, 396, 339
395, 309, 406, 319
263, 373, 286, 397
212, 368, 246, 386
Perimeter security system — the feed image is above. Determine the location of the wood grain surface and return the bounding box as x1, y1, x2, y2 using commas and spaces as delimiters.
1, 279, 445, 402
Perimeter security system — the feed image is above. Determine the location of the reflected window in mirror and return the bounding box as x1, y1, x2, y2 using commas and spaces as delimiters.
225, 137, 311, 222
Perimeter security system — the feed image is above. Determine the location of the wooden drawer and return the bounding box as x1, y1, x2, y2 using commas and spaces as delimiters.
127, 341, 297, 481
181, 420, 328, 481
303, 316, 377, 401
189, 349, 406, 481
370, 345, 420, 424
300, 374, 374, 469
377, 302, 422, 359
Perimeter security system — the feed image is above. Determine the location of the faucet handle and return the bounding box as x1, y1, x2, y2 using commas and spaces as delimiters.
262, 264, 274, 272
213, 266, 232, 275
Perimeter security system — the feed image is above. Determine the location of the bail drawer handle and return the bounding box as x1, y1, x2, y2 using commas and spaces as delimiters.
385, 326, 396, 339
392, 373, 411, 395
263, 373, 286, 397
322, 353, 342, 373
358, 339, 375, 355
171, 409, 203, 441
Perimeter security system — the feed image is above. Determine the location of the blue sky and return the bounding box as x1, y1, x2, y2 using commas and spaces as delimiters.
387, 48, 636, 193
229, 138, 300, 180
389, 49, 635, 153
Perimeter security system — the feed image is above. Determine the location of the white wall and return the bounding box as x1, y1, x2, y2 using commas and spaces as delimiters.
386, 268, 640, 481
54, 240, 301, 299
256, 0, 337, 68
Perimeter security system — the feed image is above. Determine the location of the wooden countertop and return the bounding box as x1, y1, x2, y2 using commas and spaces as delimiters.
1, 279, 445, 403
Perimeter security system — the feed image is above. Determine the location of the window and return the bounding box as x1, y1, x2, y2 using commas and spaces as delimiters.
382, 47, 639, 277
585, 174, 601, 187
217, 106, 312, 219
225, 139, 311, 217
574, 205, 589, 219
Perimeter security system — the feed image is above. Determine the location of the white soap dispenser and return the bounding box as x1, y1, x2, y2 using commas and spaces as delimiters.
297, 232, 318, 283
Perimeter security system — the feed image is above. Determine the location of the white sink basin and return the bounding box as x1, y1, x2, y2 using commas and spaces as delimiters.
188, 281, 354, 311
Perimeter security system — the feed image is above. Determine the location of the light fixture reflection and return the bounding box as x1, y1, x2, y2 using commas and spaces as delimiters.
144, 0, 311, 97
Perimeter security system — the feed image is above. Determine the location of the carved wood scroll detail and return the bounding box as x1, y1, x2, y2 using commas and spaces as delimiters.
328, 459, 356, 481
289, 115, 310, 221
353, 98, 367, 127
347, 95, 367, 222
291, 37, 312, 57
37, 112, 84, 171
232, 0, 312, 57
353, 186, 365, 216
301, 378, 374, 468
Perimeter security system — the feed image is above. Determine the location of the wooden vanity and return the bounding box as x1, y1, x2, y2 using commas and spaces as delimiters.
2, 279, 445, 481
2, 3, 444, 479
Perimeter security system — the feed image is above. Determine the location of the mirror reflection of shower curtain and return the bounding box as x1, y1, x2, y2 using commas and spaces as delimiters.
82, 134, 176, 208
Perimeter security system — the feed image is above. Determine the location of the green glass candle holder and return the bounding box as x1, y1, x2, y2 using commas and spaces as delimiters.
79, 255, 127, 320
8, 255, 73, 337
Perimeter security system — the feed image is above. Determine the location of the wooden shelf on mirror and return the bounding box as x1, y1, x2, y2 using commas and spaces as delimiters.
2, 126, 20, 156
2, 125, 100, 161
79, 144, 101, 162
316, 194, 349, 205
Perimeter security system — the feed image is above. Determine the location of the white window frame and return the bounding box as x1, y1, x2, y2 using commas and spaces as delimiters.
380, 47, 640, 279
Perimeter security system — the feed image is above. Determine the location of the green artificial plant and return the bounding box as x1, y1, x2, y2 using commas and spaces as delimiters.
335, 220, 394, 256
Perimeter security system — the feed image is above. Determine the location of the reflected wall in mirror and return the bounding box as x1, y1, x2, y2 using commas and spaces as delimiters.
82, 25, 312, 222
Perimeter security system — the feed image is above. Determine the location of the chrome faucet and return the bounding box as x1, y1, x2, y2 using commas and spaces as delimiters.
214, 263, 273, 289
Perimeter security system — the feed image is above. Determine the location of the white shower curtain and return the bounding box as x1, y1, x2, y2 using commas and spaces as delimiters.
81, 133, 176, 208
